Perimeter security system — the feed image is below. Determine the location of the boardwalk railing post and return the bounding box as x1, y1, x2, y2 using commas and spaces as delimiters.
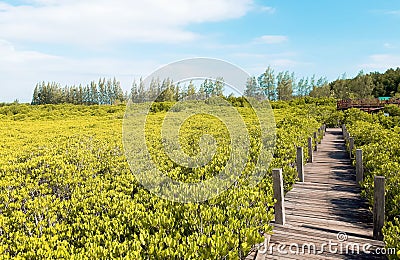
318, 128, 322, 144
323, 124, 326, 136
356, 149, 364, 186
349, 137, 354, 159
313, 132, 318, 151
373, 176, 385, 241
308, 137, 313, 163
272, 168, 285, 225
342, 124, 348, 143
296, 147, 304, 182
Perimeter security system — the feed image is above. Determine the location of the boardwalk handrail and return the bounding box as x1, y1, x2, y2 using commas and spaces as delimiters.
255, 127, 387, 259
272, 125, 327, 225
342, 124, 386, 241
337, 98, 400, 112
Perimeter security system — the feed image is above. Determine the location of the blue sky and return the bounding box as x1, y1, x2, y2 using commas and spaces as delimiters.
0, 0, 400, 102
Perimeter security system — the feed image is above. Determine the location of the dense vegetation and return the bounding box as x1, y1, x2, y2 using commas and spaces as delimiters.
312, 68, 400, 99
3, 97, 399, 258
31, 78, 126, 105
343, 109, 400, 259
0, 99, 331, 259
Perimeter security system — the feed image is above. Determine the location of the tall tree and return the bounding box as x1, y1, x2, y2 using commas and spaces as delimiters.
187, 80, 196, 99
32, 84, 40, 105
90, 81, 98, 104
244, 76, 263, 99
259, 66, 276, 100
276, 71, 293, 100
213, 77, 224, 96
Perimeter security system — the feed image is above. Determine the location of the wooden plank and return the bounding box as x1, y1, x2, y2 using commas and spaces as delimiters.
248, 129, 386, 259
284, 215, 372, 237
271, 224, 384, 247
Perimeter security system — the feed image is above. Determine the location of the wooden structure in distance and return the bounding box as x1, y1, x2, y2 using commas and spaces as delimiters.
337, 98, 400, 113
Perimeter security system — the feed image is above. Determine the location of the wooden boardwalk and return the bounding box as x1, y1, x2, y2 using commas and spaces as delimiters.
247, 128, 386, 260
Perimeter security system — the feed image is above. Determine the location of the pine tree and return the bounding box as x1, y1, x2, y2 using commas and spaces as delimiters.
276, 71, 293, 100
131, 80, 139, 103
187, 80, 196, 99
32, 84, 40, 105
98, 78, 106, 105
244, 76, 262, 99
90, 81, 98, 104
197, 83, 206, 100
213, 77, 224, 96
260, 66, 276, 100
138, 77, 146, 103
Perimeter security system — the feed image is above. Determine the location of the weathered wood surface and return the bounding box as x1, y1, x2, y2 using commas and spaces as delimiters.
247, 128, 386, 260
373, 176, 385, 241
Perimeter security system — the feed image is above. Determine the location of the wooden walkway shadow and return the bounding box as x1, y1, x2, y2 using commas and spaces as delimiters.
247, 128, 386, 260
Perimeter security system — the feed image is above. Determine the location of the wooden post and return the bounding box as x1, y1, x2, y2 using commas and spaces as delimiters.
296, 147, 304, 182
373, 176, 385, 241
356, 149, 363, 186
313, 132, 318, 151
318, 128, 322, 144
342, 124, 348, 142
349, 137, 354, 159
308, 137, 313, 163
272, 169, 285, 225
323, 124, 326, 136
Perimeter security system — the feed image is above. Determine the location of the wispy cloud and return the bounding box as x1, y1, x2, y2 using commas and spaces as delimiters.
0, 0, 254, 46
0, 39, 159, 101
385, 10, 400, 15
0, 39, 58, 63
383, 43, 397, 49
361, 54, 400, 70
271, 59, 301, 68
231, 51, 297, 59
253, 35, 288, 44
370, 9, 400, 16
257, 5, 276, 14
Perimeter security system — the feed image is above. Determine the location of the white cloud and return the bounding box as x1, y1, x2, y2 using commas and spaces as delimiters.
0, 0, 254, 45
254, 35, 288, 44
361, 54, 400, 70
0, 39, 159, 102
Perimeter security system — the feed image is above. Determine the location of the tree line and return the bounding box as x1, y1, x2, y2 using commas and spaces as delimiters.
244, 66, 328, 100
31, 77, 226, 105
31, 67, 400, 105
32, 78, 125, 105
130, 77, 224, 103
